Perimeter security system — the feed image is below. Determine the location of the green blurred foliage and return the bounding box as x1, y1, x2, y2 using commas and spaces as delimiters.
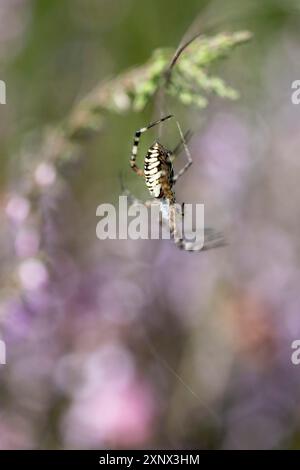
1, 0, 300, 195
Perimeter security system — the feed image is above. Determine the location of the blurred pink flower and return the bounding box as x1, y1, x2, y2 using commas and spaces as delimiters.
18, 258, 48, 291
5, 195, 30, 223
63, 379, 156, 448
34, 163, 56, 187
61, 344, 156, 448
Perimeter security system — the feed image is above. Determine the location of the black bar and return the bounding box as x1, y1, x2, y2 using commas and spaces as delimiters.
0, 449, 294, 467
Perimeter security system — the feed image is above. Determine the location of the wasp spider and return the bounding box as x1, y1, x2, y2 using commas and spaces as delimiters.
127, 114, 225, 251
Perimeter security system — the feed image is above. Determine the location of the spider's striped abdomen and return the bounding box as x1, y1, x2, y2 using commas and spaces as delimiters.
144, 142, 174, 200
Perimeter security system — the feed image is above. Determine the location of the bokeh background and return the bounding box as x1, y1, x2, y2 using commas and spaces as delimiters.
1, 0, 300, 450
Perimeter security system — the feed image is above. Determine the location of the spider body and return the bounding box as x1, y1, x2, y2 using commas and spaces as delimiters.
144, 142, 175, 202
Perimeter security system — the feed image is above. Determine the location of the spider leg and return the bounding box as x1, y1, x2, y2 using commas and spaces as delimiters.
199, 229, 227, 251
168, 204, 182, 246
171, 129, 193, 157
179, 226, 227, 252
168, 199, 226, 252
172, 120, 193, 184
183, 237, 226, 252
130, 114, 173, 176
173, 227, 226, 252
